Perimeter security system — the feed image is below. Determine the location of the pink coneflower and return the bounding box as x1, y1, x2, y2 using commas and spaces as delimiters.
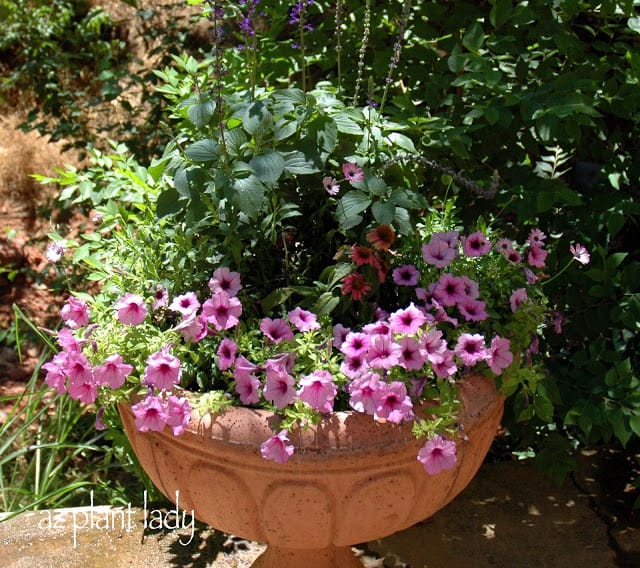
487, 336, 513, 374
287, 307, 320, 332
422, 238, 456, 268
202, 291, 243, 330
350, 245, 376, 267
461, 231, 492, 257
454, 333, 488, 366
298, 370, 337, 413
93, 354, 133, 389
169, 292, 200, 316
208, 267, 242, 297
342, 161, 364, 183
392, 264, 420, 286
60, 296, 90, 329
433, 273, 467, 306
341, 272, 372, 301
366, 224, 395, 251
114, 293, 148, 326
260, 430, 295, 464
570, 243, 590, 265
527, 244, 548, 268
417, 436, 457, 475
388, 303, 427, 335
216, 337, 238, 370
260, 317, 294, 344
323, 176, 340, 195
375, 381, 414, 423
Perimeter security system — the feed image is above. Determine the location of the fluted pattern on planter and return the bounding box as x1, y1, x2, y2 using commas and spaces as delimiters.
120, 375, 504, 568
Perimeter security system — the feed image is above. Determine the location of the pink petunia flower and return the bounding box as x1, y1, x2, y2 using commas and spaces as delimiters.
340, 354, 368, 378
64, 351, 93, 384
42, 353, 69, 393
527, 244, 548, 268
152, 284, 168, 310
433, 273, 467, 307
366, 333, 403, 369
375, 381, 414, 423
348, 372, 383, 414
202, 291, 243, 330
322, 176, 340, 195
454, 333, 488, 366
510, 288, 528, 313
114, 293, 148, 326
417, 436, 457, 475
388, 303, 427, 335
132, 395, 168, 432
263, 367, 296, 408
397, 336, 427, 370
431, 349, 458, 378
422, 238, 457, 268
432, 230, 459, 248
488, 336, 513, 374
420, 329, 447, 364
216, 338, 238, 371
67, 377, 98, 404
143, 349, 182, 390
169, 292, 201, 316
287, 307, 320, 332
342, 161, 364, 183
340, 331, 371, 358
234, 371, 261, 405
461, 231, 491, 257
570, 243, 590, 265
57, 327, 84, 352
260, 430, 295, 464
60, 296, 90, 329
165, 395, 192, 435
298, 370, 337, 413
260, 317, 294, 344
457, 297, 488, 322
392, 264, 420, 286
208, 267, 242, 297
332, 323, 351, 349
174, 311, 209, 343
507, 249, 522, 264
93, 354, 133, 389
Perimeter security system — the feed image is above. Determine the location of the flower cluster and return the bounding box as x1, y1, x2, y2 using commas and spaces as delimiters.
43, 200, 590, 476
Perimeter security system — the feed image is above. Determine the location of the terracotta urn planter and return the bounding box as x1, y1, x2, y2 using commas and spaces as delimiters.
119, 375, 504, 568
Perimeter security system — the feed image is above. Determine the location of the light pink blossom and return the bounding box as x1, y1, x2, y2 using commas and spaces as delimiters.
527, 244, 548, 268
417, 436, 457, 475
144, 349, 182, 390
570, 243, 590, 265
392, 264, 420, 286
263, 367, 296, 408
208, 267, 242, 296
461, 231, 491, 257
323, 176, 340, 195
422, 238, 456, 268
488, 336, 514, 374
60, 297, 90, 329
132, 395, 168, 432
165, 395, 192, 435
366, 333, 403, 369
510, 288, 528, 313
375, 381, 414, 423
260, 317, 294, 344
114, 293, 148, 326
235, 371, 261, 405
169, 292, 200, 316
342, 162, 364, 183
287, 307, 320, 332
454, 333, 488, 366
202, 291, 243, 330
397, 336, 426, 370
93, 354, 133, 389
433, 273, 466, 306
216, 338, 238, 371
388, 303, 427, 335
260, 430, 295, 464
298, 370, 337, 413
348, 372, 383, 414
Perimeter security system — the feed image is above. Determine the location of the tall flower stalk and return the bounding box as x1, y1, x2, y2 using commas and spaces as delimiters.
379, 0, 412, 114
352, 0, 371, 106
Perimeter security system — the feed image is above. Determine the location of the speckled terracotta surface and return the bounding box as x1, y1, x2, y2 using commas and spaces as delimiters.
119, 375, 504, 568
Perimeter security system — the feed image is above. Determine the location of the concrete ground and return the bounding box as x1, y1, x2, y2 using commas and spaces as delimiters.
1, 450, 639, 567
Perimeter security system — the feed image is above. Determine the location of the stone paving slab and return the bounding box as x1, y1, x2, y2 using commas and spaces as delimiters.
1, 457, 637, 567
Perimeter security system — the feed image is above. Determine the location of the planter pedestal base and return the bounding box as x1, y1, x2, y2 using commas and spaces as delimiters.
253, 545, 363, 568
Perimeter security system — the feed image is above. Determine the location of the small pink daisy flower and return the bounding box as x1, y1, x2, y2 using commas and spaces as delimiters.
322, 176, 340, 195
570, 243, 590, 265
342, 161, 364, 183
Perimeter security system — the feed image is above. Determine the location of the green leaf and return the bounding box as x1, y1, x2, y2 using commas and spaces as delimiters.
313, 292, 340, 317
184, 139, 219, 162
629, 415, 640, 437
156, 188, 183, 217
332, 110, 363, 135
231, 175, 265, 218
386, 132, 416, 153
389, 188, 428, 209
337, 191, 371, 221
371, 201, 396, 225
250, 151, 285, 185
490, 0, 513, 28
628, 17, 640, 34
243, 101, 273, 136
462, 21, 485, 53
187, 100, 215, 129
282, 151, 320, 175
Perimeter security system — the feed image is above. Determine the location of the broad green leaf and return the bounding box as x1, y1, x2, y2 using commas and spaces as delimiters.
243, 101, 273, 136
184, 139, 219, 162
231, 175, 265, 218
628, 17, 640, 33
389, 188, 428, 209
156, 188, 183, 217
313, 292, 340, 317
187, 100, 215, 129
337, 191, 371, 221
250, 151, 285, 185
371, 201, 396, 225
462, 21, 485, 53
282, 151, 320, 174
385, 132, 416, 153
332, 110, 363, 135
